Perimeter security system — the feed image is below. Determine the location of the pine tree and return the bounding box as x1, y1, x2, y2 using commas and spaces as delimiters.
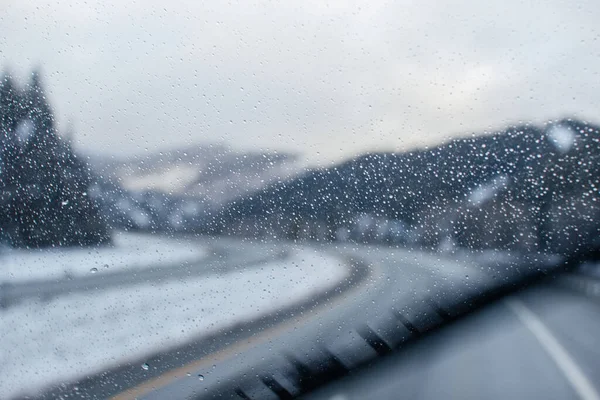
0, 69, 110, 248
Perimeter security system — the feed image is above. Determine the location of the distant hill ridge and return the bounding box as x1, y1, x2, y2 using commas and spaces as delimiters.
217, 118, 600, 255
88, 143, 300, 208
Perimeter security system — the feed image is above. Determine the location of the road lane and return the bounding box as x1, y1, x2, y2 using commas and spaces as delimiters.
24, 239, 570, 400
506, 298, 599, 400
516, 285, 600, 391
307, 281, 600, 400
137, 244, 494, 399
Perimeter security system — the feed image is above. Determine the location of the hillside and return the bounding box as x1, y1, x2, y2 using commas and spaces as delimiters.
217, 118, 600, 255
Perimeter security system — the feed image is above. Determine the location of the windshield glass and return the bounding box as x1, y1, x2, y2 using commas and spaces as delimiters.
1, 1, 599, 399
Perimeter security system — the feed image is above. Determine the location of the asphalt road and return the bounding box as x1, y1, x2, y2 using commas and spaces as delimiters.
111, 243, 564, 400
306, 284, 600, 400
24, 238, 600, 400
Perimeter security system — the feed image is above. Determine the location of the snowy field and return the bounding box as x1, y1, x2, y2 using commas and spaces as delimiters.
0, 248, 348, 399
0, 232, 207, 283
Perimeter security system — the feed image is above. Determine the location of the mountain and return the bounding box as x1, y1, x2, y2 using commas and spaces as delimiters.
217, 118, 600, 256
87, 144, 301, 232
89, 144, 300, 207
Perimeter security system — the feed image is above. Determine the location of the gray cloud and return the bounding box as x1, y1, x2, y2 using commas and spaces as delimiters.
1, 0, 599, 165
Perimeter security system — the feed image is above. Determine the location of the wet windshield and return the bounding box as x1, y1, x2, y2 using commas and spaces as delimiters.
1, 1, 599, 399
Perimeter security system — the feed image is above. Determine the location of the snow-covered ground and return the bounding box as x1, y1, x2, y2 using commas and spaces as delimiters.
0, 232, 207, 283
0, 248, 348, 399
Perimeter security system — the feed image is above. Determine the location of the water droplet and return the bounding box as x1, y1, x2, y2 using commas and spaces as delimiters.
141, 363, 149, 370
103, 264, 109, 269
198, 374, 204, 381
90, 267, 98, 273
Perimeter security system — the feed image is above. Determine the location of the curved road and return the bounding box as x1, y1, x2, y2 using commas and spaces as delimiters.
25, 238, 600, 400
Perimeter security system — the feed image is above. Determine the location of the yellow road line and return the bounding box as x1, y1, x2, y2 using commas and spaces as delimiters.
112, 253, 379, 400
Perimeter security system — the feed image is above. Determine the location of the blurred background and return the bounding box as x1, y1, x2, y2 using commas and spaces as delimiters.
1, 1, 600, 399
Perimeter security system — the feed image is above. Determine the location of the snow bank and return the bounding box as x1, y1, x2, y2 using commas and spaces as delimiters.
468, 175, 509, 206
0, 233, 207, 283
0, 248, 347, 399
547, 125, 575, 153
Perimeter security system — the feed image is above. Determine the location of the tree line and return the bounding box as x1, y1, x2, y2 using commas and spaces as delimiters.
217, 119, 600, 257
0, 70, 110, 248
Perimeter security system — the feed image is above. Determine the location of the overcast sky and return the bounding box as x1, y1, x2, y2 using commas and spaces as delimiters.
1, 0, 599, 165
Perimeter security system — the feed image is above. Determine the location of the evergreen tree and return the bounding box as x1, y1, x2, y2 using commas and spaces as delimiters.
0, 69, 110, 248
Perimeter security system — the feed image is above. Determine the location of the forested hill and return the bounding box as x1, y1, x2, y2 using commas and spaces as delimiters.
217, 119, 600, 255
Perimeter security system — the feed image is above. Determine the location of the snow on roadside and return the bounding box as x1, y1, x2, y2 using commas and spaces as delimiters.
0, 248, 348, 399
0, 232, 207, 283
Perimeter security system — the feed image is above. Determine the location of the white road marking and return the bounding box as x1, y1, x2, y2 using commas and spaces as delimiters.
506, 298, 600, 400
